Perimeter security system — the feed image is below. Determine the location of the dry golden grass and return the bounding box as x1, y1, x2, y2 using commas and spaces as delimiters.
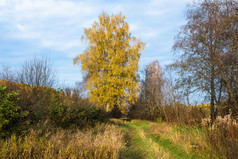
202, 112, 238, 158
0, 124, 125, 159
147, 117, 238, 158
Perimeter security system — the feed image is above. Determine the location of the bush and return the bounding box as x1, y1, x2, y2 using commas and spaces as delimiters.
49, 103, 67, 126
156, 117, 162, 123
162, 103, 207, 125
50, 104, 108, 129
0, 79, 63, 124
129, 102, 208, 125
0, 85, 28, 137
0, 79, 108, 135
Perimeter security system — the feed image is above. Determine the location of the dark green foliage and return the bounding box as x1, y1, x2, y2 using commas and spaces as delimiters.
50, 104, 108, 128
50, 103, 67, 126
0, 80, 108, 138
0, 85, 28, 137
107, 105, 123, 118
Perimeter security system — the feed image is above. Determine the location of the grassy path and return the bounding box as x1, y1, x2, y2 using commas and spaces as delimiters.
116, 120, 201, 159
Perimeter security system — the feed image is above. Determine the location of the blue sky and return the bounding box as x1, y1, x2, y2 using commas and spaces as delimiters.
0, 0, 193, 86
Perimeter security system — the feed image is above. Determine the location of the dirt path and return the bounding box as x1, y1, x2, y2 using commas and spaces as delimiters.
118, 120, 197, 159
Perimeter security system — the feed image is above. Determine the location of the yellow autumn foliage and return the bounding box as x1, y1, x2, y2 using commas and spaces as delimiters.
74, 13, 145, 113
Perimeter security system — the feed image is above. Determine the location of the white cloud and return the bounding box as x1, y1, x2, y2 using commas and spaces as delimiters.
0, 0, 193, 85
145, 9, 167, 16
0, 0, 99, 51
0, 0, 192, 52
15, 24, 41, 39
141, 29, 162, 40
0, 0, 6, 6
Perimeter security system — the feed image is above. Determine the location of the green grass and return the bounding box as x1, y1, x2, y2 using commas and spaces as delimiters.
120, 122, 154, 159
149, 134, 193, 159
120, 121, 169, 159
131, 121, 150, 131
118, 120, 206, 159
120, 125, 145, 159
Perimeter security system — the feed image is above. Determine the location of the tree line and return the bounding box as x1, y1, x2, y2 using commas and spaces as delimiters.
72, 0, 237, 122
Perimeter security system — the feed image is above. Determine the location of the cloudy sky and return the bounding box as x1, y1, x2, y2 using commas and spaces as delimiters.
0, 0, 193, 86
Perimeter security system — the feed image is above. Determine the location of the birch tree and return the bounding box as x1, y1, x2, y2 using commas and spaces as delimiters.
74, 13, 145, 113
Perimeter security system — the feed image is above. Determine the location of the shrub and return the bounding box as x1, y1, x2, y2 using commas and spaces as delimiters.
156, 117, 162, 123
49, 103, 67, 126
129, 102, 207, 125
0, 85, 28, 137
0, 80, 62, 124
50, 104, 108, 129
0, 80, 108, 133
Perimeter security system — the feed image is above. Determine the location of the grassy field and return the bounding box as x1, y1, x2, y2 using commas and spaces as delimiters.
1, 119, 236, 159
0, 123, 125, 159
112, 119, 220, 159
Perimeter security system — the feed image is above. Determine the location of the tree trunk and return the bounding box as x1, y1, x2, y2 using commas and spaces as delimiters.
210, 66, 215, 124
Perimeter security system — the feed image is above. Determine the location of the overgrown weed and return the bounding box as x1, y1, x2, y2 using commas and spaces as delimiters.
0, 123, 124, 159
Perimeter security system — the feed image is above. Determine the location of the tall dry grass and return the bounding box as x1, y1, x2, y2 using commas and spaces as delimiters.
149, 111, 238, 158
0, 124, 125, 159
202, 111, 238, 158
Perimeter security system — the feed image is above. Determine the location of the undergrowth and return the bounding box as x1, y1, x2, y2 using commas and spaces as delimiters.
0, 123, 124, 159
